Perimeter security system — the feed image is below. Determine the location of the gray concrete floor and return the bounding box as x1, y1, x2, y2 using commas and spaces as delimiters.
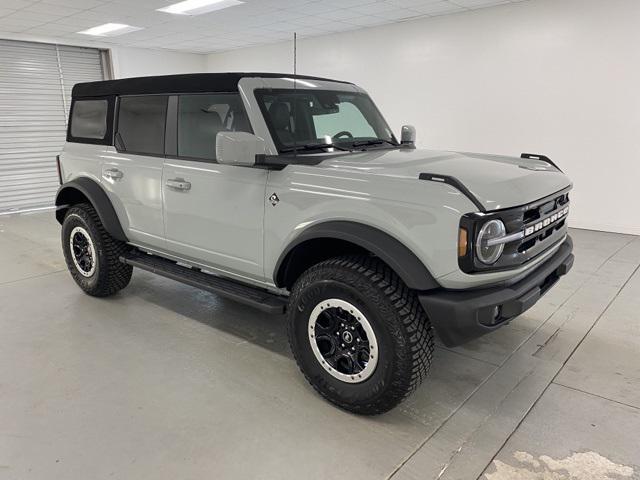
0, 211, 638, 480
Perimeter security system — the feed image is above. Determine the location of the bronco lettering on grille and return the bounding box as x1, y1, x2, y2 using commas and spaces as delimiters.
524, 206, 569, 237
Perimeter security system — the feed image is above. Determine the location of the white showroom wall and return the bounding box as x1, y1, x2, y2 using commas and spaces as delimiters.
111, 46, 206, 78
206, 0, 640, 236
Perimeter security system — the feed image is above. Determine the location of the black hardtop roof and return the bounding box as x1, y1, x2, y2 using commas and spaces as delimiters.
71, 72, 352, 98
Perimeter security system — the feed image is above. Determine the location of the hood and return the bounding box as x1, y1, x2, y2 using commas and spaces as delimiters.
318, 148, 572, 211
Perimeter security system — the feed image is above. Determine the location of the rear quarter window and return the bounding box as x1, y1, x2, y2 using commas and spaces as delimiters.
68, 98, 112, 143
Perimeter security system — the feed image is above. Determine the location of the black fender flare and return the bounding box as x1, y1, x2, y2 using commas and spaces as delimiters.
274, 221, 440, 291
55, 177, 128, 242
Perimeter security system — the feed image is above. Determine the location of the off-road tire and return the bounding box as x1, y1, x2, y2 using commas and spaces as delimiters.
62, 203, 132, 297
288, 255, 434, 415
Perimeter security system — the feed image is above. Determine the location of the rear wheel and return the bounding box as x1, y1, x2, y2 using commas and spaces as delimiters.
288, 255, 434, 415
62, 203, 132, 297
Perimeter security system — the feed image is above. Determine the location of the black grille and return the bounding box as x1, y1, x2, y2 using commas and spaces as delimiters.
459, 187, 571, 273
523, 192, 569, 224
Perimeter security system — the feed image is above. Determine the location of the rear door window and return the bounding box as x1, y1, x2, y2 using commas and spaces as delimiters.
116, 96, 168, 155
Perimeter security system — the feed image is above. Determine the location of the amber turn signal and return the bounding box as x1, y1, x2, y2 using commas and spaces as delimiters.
458, 227, 468, 257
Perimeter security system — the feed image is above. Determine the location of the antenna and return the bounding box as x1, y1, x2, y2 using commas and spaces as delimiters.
293, 32, 297, 157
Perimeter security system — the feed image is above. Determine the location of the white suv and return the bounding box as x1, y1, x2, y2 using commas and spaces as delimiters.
56, 73, 574, 414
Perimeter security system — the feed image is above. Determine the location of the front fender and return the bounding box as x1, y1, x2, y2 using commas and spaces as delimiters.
274, 221, 440, 291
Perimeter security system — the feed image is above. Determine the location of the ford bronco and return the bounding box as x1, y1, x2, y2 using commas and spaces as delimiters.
55, 73, 574, 414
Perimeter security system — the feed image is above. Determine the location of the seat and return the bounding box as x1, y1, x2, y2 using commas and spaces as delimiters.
179, 109, 223, 160
268, 102, 294, 144
229, 109, 251, 132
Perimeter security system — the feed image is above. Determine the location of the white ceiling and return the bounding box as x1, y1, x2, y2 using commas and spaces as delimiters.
0, 0, 529, 54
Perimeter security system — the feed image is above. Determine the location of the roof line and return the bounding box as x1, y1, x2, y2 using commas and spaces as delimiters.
72, 72, 352, 98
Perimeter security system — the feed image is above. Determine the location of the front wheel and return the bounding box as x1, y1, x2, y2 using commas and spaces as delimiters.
288, 256, 434, 415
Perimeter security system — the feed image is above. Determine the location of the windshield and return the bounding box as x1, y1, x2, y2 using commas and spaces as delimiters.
255, 89, 397, 153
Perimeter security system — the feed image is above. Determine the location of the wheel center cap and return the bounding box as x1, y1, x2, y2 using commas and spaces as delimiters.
342, 331, 354, 344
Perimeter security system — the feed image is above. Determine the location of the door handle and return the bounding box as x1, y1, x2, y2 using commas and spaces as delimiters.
166, 178, 191, 191
103, 168, 123, 180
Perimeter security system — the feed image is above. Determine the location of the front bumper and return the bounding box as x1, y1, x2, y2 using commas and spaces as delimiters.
419, 236, 574, 347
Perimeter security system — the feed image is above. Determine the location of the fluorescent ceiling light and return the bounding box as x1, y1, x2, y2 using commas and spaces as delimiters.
78, 23, 142, 36
158, 0, 244, 16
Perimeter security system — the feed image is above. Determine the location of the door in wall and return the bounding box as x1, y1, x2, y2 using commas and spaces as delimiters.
0, 39, 107, 213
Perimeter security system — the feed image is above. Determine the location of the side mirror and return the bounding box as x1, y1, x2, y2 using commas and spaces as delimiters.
401, 125, 416, 147
216, 131, 266, 166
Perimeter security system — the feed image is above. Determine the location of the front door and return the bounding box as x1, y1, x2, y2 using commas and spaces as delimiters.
162, 93, 267, 283
162, 161, 267, 281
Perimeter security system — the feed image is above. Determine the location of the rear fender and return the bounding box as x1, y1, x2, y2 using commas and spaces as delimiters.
55, 177, 127, 242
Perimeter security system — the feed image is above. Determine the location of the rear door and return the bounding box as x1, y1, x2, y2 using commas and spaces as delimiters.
102, 95, 167, 249
162, 93, 267, 282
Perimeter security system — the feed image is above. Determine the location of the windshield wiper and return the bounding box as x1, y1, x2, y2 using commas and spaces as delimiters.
352, 139, 399, 148
280, 142, 352, 153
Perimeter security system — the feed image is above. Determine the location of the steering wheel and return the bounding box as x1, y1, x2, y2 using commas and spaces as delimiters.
333, 131, 354, 140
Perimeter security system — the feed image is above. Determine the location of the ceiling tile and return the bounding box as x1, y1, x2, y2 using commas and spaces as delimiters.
252, 10, 306, 23
0, 0, 532, 54
323, 0, 377, 7
316, 8, 365, 21
0, 24, 30, 32
373, 7, 422, 20
47, 14, 107, 27
120, 13, 170, 27
265, 21, 306, 32
357, 2, 403, 14
88, 3, 150, 15
0, 0, 37, 9
22, 24, 75, 35
411, 1, 465, 15
294, 25, 336, 36
109, 0, 170, 8
44, 0, 103, 7
385, 0, 434, 6
451, 0, 510, 6
24, 2, 83, 16
283, 15, 325, 27
316, 21, 359, 32
0, 17, 43, 29
3, 10, 61, 23
289, 2, 337, 15
343, 14, 388, 26
0, 8, 18, 18
260, 0, 311, 8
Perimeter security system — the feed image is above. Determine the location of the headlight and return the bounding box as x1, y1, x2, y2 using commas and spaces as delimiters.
476, 219, 506, 264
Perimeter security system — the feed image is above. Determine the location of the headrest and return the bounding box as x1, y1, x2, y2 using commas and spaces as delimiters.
268, 102, 291, 130
197, 109, 222, 128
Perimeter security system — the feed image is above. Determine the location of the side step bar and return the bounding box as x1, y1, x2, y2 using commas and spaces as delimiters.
120, 251, 287, 314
